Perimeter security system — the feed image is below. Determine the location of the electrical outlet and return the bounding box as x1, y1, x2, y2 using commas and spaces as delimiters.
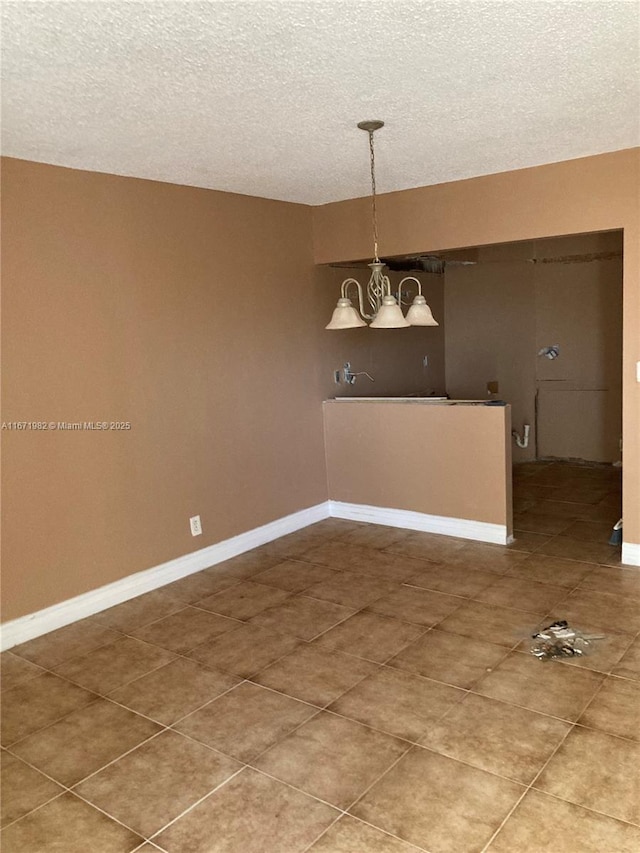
189, 515, 202, 536
422, 356, 429, 367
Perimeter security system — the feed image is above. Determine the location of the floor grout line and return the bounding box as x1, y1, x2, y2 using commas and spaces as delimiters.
478, 715, 577, 852
144, 766, 245, 844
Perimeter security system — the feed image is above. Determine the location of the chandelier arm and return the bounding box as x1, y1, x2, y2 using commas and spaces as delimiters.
397, 275, 423, 306
367, 268, 391, 313
341, 277, 374, 320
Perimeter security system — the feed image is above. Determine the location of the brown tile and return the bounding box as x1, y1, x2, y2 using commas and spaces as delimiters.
1, 752, 63, 828
75, 730, 239, 837
474, 575, 568, 614
420, 693, 571, 783
437, 600, 540, 647
197, 581, 291, 620
130, 606, 238, 653
548, 588, 640, 633
336, 524, 411, 551
551, 486, 608, 505
612, 636, 640, 681
255, 712, 407, 809
174, 682, 316, 761
313, 612, 424, 663
0, 653, 44, 692
475, 651, 605, 720
388, 629, 508, 689
405, 562, 497, 598
269, 523, 350, 557
1, 672, 96, 747
513, 483, 560, 501
311, 518, 365, 536
535, 726, 640, 825
203, 549, 284, 579
512, 511, 573, 535
305, 571, 399, 609
575, 501, 623, 524
10, 619, 121, 669
161, 571, 241, 603
330, 668, 463, 741
536, 536, 621, 564
10, 698, 160, 786
187, 623, 301, 678
505, 552, 594, 587
250, 595, 355, 640
487, 788, 640, 853
507, 531, 552, 552
155, 767, 337, 853
53, 637, 176, 694
597, 490, 623, 507
301, 541, 420, 582
251, 560, 340, 592
253, 645, 377, 707
439, 542, 531, 572
351, 746, 524, 853
308, 815, 421, 852
385, 531, 467, 563
579, 676, 640, 740
109, 657, 239, 725
577, 564, 640, 600
532, 499, 591, 519
92, 589, 184, 633
512, 498, 539, 513
562, 519, 621, 543
366, 585, 462, 627
0, 792, 142, 853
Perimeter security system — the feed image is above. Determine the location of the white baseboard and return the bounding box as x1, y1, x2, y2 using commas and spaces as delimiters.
622, 542, 640, 567
329, 501, 509, 545
0, 502, 331, 651
1, 499, 517, 651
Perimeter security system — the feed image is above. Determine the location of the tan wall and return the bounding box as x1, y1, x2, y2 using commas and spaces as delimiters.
445, 245, 537, 462
314, 266, 446, 398
324, 402, 512, 529
444, 232, 623, 463
313, 149, 640, 544
1, 158, 449, 623
1, 158, 331, 621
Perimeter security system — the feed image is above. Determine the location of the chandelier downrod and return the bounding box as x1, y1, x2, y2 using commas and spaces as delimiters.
357, 120, 384, 262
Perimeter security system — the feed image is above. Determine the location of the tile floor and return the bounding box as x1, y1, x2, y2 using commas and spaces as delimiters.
2, 462, 639, 852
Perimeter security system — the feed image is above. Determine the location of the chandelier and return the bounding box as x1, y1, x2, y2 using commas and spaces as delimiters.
326, 120, 439, 330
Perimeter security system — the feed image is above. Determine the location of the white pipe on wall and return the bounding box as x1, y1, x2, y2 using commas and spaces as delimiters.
512, 424, 530, 448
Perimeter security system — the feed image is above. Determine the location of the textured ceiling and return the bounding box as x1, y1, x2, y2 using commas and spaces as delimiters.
2, 1, 639, 205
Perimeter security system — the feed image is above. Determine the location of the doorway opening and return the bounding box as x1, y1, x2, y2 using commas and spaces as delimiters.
385, 229, 624, 556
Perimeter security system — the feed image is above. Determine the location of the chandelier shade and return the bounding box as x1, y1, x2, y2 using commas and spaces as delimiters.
370, 295, 410, 329
405, 294, 439, 327
325, 297, 367, 330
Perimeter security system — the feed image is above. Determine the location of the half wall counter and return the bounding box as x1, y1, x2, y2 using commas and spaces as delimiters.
323, 399, 513, 544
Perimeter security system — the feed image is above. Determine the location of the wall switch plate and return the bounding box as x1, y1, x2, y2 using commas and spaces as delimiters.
334, 370, 341, 384
190, 515, 202, 536
422, 356, 429, 367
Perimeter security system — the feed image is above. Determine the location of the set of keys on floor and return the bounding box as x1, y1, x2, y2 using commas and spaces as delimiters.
530, 620, 605, 660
